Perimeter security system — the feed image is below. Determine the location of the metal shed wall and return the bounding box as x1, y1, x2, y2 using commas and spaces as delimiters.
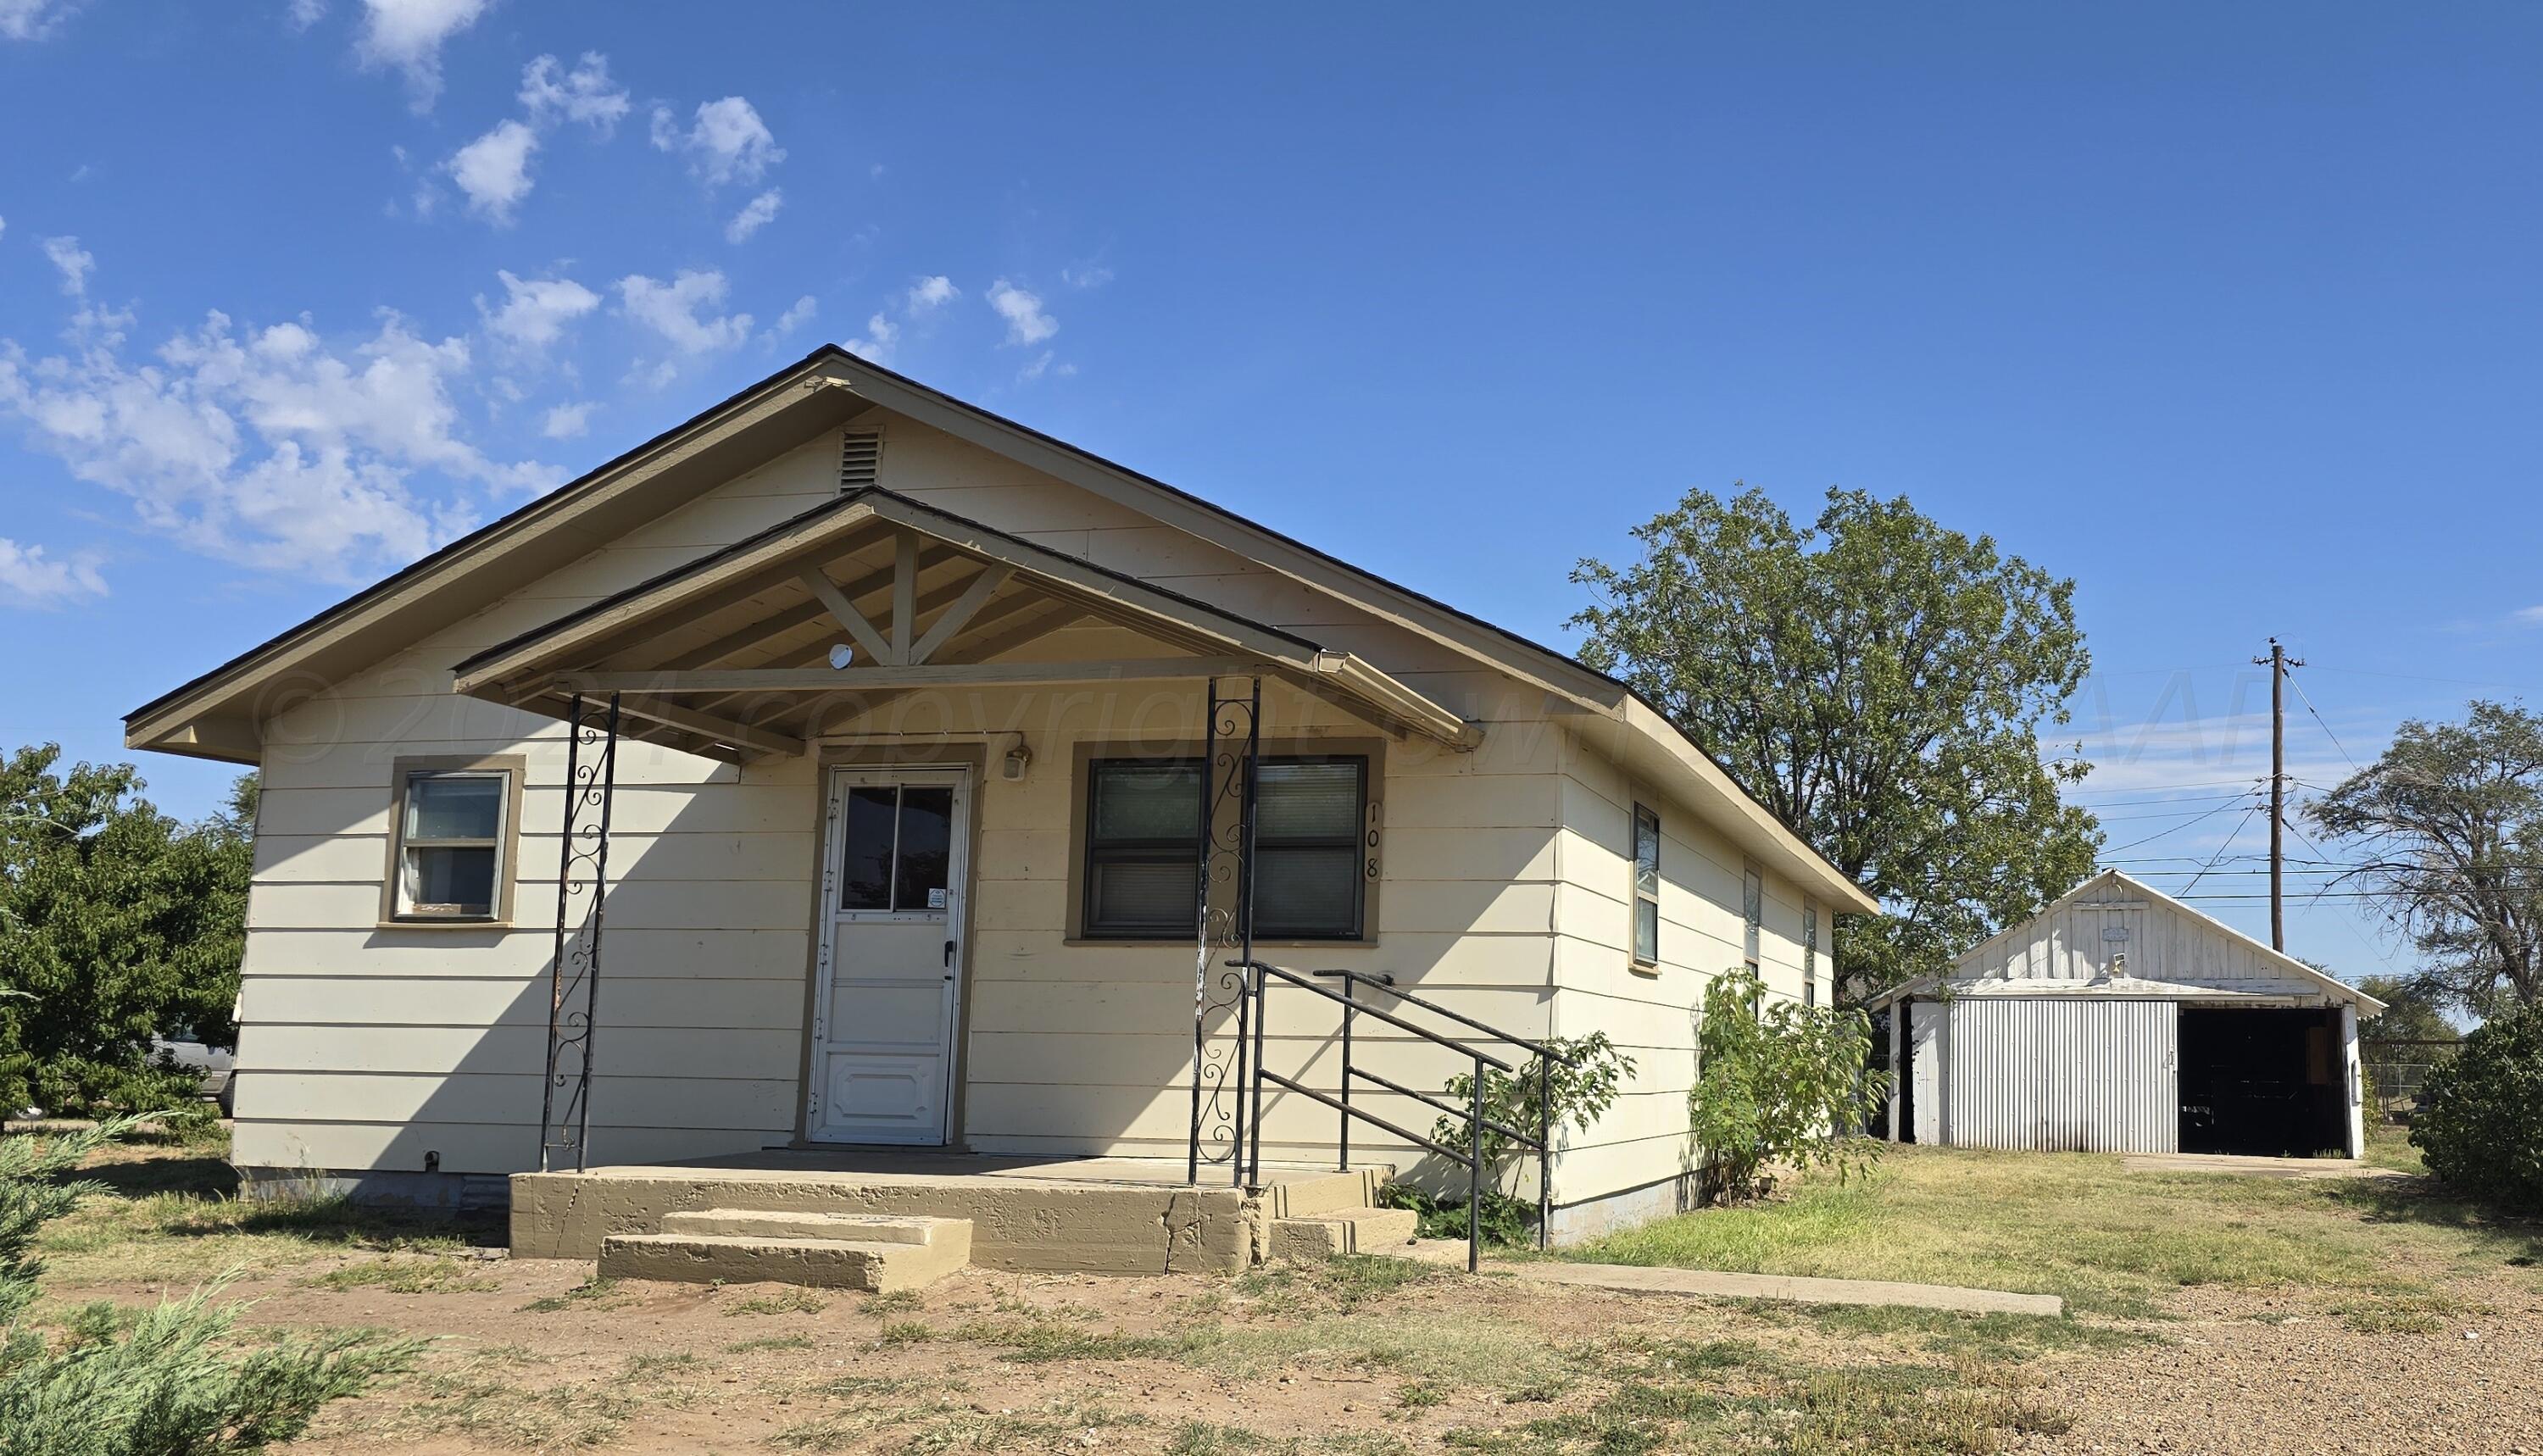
1909, 998, 2179, 1153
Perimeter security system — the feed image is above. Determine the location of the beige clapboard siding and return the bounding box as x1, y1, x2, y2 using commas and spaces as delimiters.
231, 1119, 776, 1175
243, 1024, 798, 1078
239, 975, 804, 1029
240, 929, 806, 979
236, 1072, 795, 1130
254, 830, 815, 886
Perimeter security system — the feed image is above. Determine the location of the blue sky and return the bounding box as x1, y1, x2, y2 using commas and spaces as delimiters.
2, 2, 2535, 982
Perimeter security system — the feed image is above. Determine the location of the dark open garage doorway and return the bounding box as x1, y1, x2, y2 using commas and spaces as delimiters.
2178, 1007, 2347, 1156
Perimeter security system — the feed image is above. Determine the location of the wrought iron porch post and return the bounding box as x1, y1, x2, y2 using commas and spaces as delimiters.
1186, 676, 1260, 1186
540, 692, 620, 1173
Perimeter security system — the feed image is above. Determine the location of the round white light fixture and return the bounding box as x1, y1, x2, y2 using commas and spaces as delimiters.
827, 642, 855, 670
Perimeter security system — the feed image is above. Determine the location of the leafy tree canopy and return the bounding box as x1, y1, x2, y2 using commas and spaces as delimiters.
0, 747, 254, 1116
2353, 974, 2462, 1045
2306, 700, 2542, 1017
1571, 486, 2101, 998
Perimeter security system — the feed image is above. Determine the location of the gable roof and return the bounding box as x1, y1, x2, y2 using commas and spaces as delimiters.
1865, 869, 2385, 1013
124, 344, 1878, 914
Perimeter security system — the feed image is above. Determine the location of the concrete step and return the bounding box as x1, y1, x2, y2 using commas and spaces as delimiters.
600, 1215, 971, 1292
1267, 1205, 1421, 1259
1258, 1167, 1393, 1220
659, 1208, 947, 1244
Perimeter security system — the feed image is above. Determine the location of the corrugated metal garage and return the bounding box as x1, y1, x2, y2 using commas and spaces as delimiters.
1876, 870, 2387, 1159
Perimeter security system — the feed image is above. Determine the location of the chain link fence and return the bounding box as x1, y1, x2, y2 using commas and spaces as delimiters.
2361, 1037, 2459, 1125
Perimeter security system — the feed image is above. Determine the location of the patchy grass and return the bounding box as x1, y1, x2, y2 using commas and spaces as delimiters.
860, 1287, 922, 1314
374, 1340, 693, 1453
302, 1256, 502, 1295
726, 1331, 818, 1354
725, 1286, 828, 1317
26, 1127, 499, 1285
518, 1276, 632, 1314
1561, 1143, 2543, 1316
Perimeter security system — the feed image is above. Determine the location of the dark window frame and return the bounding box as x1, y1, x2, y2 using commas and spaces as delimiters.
1077, 752, 1372, 943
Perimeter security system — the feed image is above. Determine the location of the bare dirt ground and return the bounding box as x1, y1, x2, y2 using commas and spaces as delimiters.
29, 1135, 2543, 1453
38, 1247, 2543, 1455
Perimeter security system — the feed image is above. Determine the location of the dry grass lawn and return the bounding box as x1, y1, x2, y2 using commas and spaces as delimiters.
18, 1130, 2543, 1454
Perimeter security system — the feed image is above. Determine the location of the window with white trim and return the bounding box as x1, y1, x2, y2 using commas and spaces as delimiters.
391, 768, 514, 920
1804, 899, 1820, 1008
1631, 804, 1661, 965
1742, 863, 1764, 974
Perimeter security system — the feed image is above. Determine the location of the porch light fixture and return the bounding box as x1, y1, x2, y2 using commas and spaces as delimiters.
828, 642, 855, 669
1002, 741, 1033, 781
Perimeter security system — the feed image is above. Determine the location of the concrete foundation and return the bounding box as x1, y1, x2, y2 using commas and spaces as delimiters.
511, 1150, 1388, 1275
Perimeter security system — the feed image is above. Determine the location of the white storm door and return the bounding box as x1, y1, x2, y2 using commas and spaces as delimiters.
810, 768, 971, 1145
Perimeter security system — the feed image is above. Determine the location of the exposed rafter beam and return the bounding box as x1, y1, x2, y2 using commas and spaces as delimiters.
782, 605, 1093, 736
889, 531, 918, 664
558, 657, 1271, 695
652, 545, 962, 671
800, 568, 898, 666
609, 694, 807, 759
908, 564, 1013, 665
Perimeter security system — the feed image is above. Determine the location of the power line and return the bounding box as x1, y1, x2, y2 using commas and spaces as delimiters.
2180, 802, 2266, 897
2284, 670, 2365, 775
2097, 793, 2262, 853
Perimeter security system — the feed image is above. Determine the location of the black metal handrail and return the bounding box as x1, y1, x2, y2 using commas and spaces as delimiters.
1233, 959, 1580, 1273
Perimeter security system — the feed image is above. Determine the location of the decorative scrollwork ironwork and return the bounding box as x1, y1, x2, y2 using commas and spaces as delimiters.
1187, 678, 1260, 1185
540, 692, 620, 1173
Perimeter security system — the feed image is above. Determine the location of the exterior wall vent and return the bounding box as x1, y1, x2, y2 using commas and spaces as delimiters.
839, 430, 882, 492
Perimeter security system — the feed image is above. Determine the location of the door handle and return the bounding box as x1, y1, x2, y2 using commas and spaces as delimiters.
943, 940, 957, 979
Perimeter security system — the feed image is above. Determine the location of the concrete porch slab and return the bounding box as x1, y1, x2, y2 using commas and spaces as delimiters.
511, 1151, 1386, 1275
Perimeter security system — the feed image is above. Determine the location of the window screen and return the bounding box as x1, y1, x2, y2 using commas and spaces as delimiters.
1082, 760, 1205, 938
395, 771, 508, 919
1254, 758, 1368, 940
1631, 804, 1661, 964
1743, 864, 1764, 970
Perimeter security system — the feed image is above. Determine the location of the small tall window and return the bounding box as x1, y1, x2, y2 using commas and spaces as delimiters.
1742, 864, 1763, 972
1804, 901, 1820, 1008
1080, 754, 1372, 941
392, 767, 514, 920
1631, 804, 1661, 965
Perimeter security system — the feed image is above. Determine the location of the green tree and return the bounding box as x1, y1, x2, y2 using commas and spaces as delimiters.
0, 748, 255, 1117
1571, 486, 2101, 998
2305, 701, 2543, 1016
2354, 974, 2462, 1046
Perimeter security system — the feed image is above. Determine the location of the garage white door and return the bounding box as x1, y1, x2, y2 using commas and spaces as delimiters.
1911, 998, 2179, 1153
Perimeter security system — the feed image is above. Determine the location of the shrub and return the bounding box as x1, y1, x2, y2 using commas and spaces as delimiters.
1416, 1033, 1635, 1243
2411, 1000, 2543, 1209
1689, 965, 1887, 1203
0, 1115, 415, 1453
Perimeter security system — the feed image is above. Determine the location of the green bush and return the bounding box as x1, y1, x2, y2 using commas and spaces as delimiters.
0, 1116, 415, 1453
1689, 965, 1888, 1203
2411, 1001, 2543, 1209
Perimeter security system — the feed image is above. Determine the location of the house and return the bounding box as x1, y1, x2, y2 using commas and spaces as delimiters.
125, 347, 1876, 1269
1869, 870, 2383, 1159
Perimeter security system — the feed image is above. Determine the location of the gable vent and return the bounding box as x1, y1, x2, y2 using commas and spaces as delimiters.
839, 430, 882, 492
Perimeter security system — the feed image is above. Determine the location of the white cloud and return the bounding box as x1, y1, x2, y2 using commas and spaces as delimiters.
444, 119, 538, 225
769, 295, 818, 339
2512, 605, 2543, 628
0, 0, 82, 41
0, 537, 104, 606
0, 307, 550, 580
986, 279, 1058, 347
518, 51, 628, 135
617, 270, 752, 356
1060, 263, 1113, 290
650, 96, 784, 186
904, 275, 958, 312
724, 187, 782, 243
476, 270, 599, 351
41, 236, 92, 297
843, 313, 897, 363
353, 0, 492, 111
287, 0, 326, 30
540, 401, 591, 439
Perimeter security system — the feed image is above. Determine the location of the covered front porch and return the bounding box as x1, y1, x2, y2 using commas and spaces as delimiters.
449, 483, 1528, 1276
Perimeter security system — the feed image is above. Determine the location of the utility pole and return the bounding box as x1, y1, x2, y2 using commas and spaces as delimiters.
2251, 637, 2304, 951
